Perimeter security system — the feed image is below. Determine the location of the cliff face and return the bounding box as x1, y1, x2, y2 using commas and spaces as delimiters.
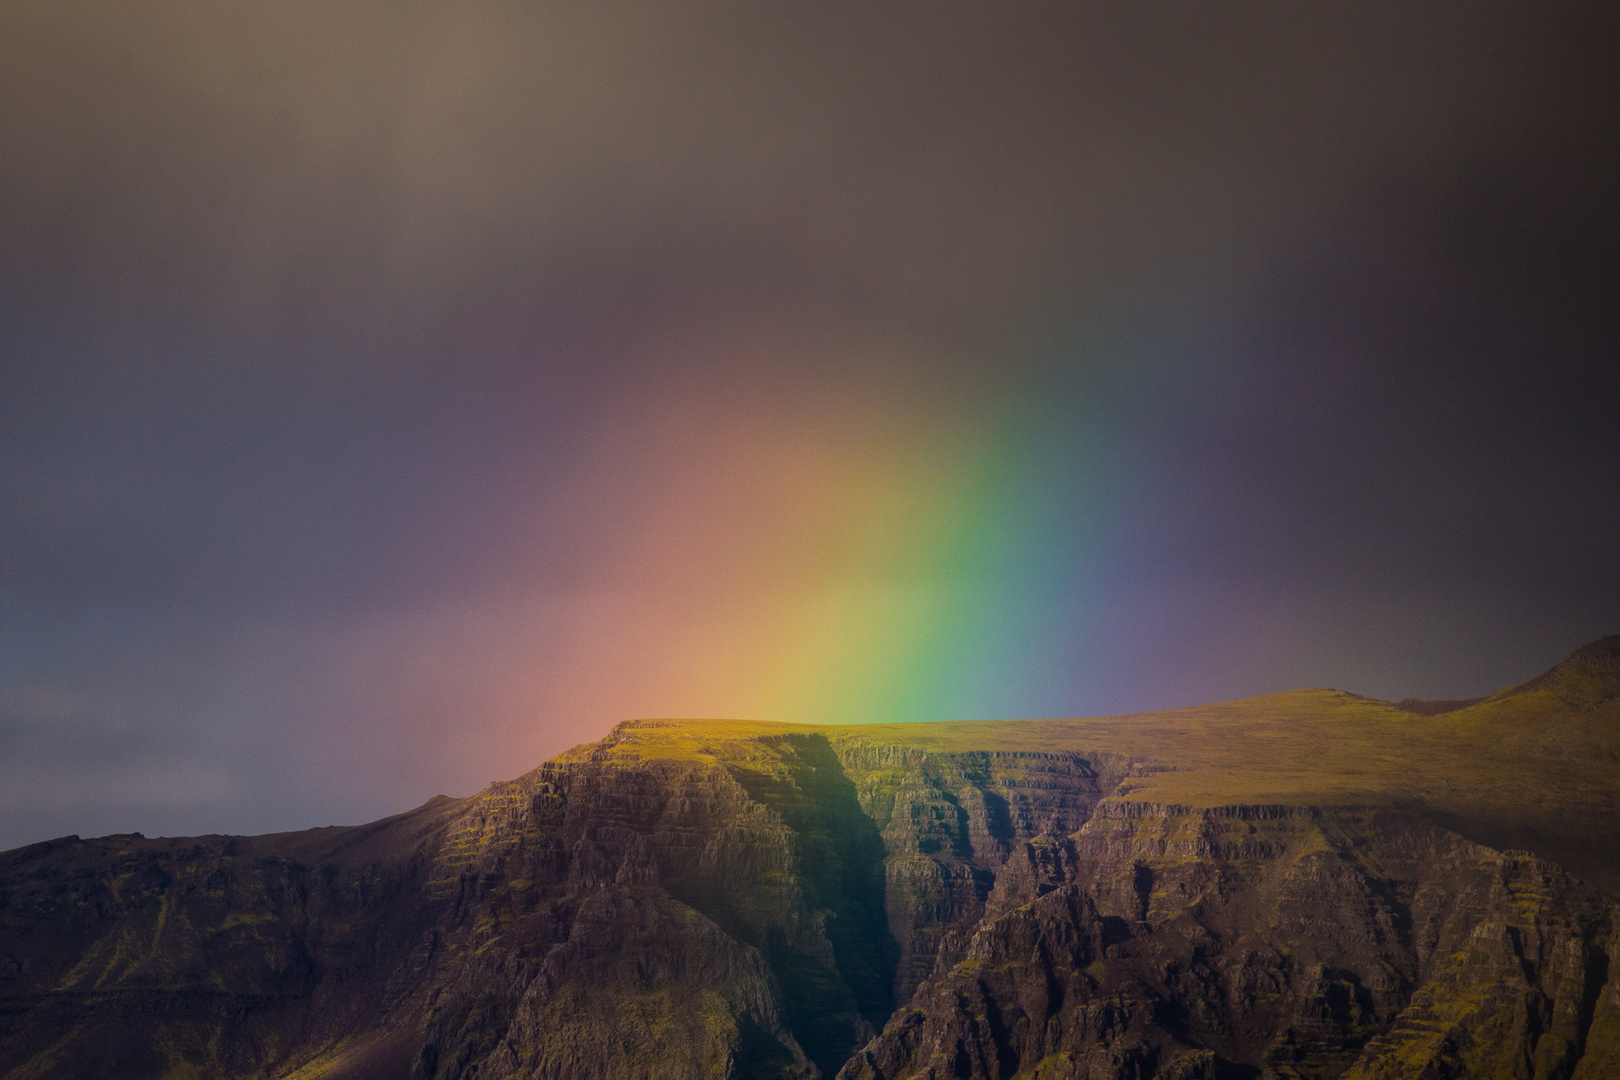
841, 803, 1618, 1080
412, 733, 1124, 1080
4, 639, 1620, 1080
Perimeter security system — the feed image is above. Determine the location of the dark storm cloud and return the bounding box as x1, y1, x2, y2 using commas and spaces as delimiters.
1, 1, 1617, 847
0, 1, 1592, 601
2, 3, 1577, 340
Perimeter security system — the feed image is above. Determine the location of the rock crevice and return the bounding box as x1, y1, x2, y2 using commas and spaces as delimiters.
2, 721, 1619, 1079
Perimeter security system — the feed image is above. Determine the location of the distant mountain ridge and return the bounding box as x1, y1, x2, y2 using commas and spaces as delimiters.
1397, 635, 1620, 715
1502, 634, 1620, 707
3, 638, 1619, 1079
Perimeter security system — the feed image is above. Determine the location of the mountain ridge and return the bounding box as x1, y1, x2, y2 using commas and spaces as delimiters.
3, 638, 1618, 1079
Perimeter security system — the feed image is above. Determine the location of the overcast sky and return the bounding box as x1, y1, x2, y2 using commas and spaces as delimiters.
2, 1, 1617, 848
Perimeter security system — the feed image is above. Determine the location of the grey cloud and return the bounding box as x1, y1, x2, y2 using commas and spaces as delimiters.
1, 1, 1616, 849
0, 2, 1582, 345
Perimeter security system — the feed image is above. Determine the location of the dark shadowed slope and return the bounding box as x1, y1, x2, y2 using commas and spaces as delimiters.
2, 638, 1618, 1078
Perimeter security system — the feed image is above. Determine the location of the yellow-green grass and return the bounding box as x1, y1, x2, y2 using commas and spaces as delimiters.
558, 680, 1620, 892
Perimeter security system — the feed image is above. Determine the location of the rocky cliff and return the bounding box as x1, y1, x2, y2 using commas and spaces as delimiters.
3, 638, 1619, 1079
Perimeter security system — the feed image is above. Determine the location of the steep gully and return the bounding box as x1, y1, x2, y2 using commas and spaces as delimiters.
2, 725, 1618, 1079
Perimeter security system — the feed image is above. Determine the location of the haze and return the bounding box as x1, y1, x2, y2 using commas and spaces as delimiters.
1, 1, 1616, 849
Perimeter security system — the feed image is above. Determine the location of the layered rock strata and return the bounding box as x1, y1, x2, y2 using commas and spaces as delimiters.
2, 720, 1618, 1079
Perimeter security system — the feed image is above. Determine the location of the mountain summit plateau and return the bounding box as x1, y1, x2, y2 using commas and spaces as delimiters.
4, 637, 1620, 1079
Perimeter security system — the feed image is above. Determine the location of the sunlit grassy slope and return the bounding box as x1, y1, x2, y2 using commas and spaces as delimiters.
560, 636, 1620, 892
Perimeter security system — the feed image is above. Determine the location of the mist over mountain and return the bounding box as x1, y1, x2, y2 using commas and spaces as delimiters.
3, 638, 1618, 1079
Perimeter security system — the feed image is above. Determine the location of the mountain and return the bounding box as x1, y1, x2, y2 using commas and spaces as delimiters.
2, 637, 1619, 1079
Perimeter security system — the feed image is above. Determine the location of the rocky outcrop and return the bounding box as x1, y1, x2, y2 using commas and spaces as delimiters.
838, 803, 1617, 1079
409, 733, 1124, 1080
2, 713, 1618, 1079
0, 795, 460, 1079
